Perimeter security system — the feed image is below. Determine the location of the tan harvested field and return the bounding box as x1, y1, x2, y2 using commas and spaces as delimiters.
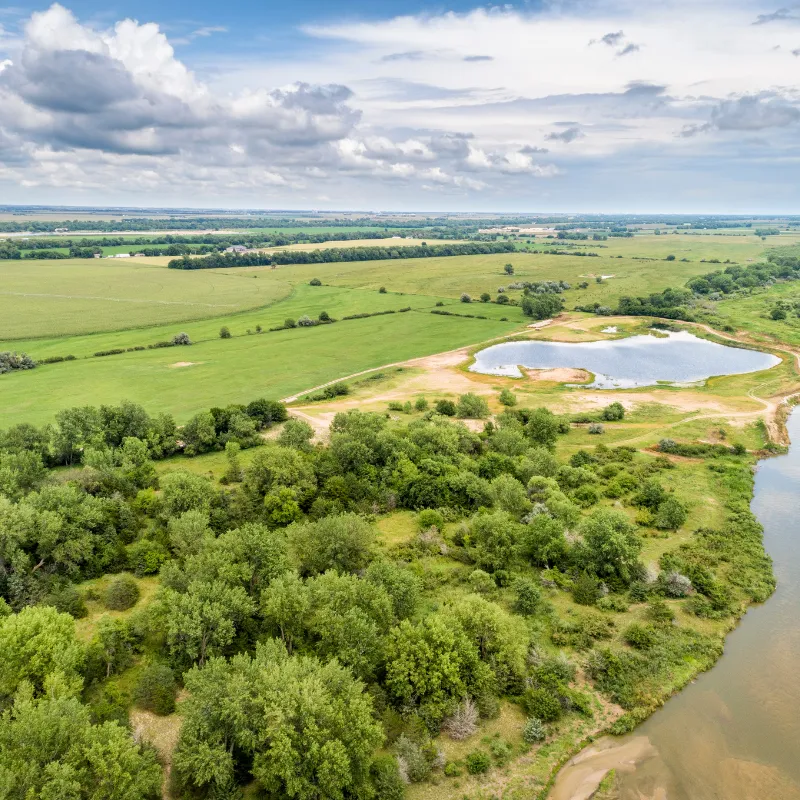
261, 237, 465, 252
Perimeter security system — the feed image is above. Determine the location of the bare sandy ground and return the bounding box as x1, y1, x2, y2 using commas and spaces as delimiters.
524, 367, 592, 383
285, 317, 797, 444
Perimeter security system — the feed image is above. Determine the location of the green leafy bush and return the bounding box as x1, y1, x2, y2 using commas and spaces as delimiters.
104, 575, 140, 610
465, 750, 491, 774
134, 663, 177, 715
522, 717, 546, 743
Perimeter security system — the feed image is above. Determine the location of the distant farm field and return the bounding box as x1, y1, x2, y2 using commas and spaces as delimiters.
0, 310, 517, 427
0, 258, 292, 338
0, 230, 795, 429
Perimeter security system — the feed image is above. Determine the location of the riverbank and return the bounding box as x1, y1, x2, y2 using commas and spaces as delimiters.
546, 410, 800, 799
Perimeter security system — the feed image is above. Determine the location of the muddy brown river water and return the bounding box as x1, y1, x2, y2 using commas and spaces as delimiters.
550, 411, 800, 800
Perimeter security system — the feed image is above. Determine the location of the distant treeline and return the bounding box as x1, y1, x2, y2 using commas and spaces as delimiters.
168, 241, 517, 270
0, 229, 466, 260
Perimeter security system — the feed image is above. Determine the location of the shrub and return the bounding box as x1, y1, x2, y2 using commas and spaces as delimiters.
443, 761, 461, 777
319, 311, 331, 322
496, 294, 510, 305
172, 332, 191, 345
646, 598, 675, 625
371, 755, 405, 800
522, 717, 546, 744
588, 423, 604, 434
435, 399, 457, 416
623, 623, 657, 650
523, 688, 562, 722
465, 750, 491, 775
457, 393, 489, 419
284, 318, 297, 328
104, 575, 140, 610
414, 397, 428, 411
379, 286, 387, 293
513, 577, 542, 615
219, 326, 231, 339
309, 278, 322, 286
480, 292, 491, 302
418, 508, 444, 531
133, 663, 177, 715
771, 307, 787, 320
660, 571, 692, 598
394, 735, 431, 783
601, 402, 625, 421
126, 539, 169, 576
435, 300, 444, 307
572, 573, 601, 606
297, 315, 315, 327
654, 497, 688, 530
489, 738, 512, 765
0, 351, 36, 373
469, 569, 496, 594
442, 697, 479, 740
499, 388, 517, 407
41, 585, 87, 619
460, 293, 472, 303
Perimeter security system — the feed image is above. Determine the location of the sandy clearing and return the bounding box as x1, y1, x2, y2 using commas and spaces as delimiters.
169, 361, 200, 368
524, 367, 592, 383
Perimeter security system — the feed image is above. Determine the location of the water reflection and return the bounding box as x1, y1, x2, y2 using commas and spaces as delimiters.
470, 330, 780, 388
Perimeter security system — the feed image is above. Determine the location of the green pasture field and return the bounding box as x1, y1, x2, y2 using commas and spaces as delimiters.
0, 311, 518, 427
713, 282, 800, 347
518, 232, 800, 263
0, 257, 293, 339
225, 246, 713, 306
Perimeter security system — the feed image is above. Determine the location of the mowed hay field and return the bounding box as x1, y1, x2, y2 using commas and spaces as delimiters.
0, 258, 293, 338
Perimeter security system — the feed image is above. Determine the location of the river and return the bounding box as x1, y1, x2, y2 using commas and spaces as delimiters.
550, 411, 800, 800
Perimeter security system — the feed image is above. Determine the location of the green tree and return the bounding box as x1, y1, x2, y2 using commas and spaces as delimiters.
0, 682, 161, 800
385, 614, 491, 727
168, 510, 212, 560
261, 571, 311, 653
489, 474, 532, 518
92, 618, 137, 678
521, 514, 568, 568
504, 263, 514, 275
160, 471, 214, 517
0, 606, 85, 700
577, 508, 642, 585
654, 497, 688, 530
457, 393, 489, 419
161, 580, 255, 666
219, 326, 231, 339
278, 418, 315, 452
181, 411, 217, 456
291, 513, 376, 576
175, 643, 383, 799
525, 408, 560, 450
498, 388, 517, 407
133, 662, 176, 715
601, 402, 625, 421
469, 511, 523, 573
365, 560, 422, 620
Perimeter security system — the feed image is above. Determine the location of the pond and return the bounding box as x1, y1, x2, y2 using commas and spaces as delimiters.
549, 411, 800, 800
469, 330, 780, 388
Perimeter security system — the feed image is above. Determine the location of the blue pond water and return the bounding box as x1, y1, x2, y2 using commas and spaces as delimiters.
469, 330, 780, 388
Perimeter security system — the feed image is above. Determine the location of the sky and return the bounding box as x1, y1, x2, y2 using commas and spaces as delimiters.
1, 0, 800, 212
